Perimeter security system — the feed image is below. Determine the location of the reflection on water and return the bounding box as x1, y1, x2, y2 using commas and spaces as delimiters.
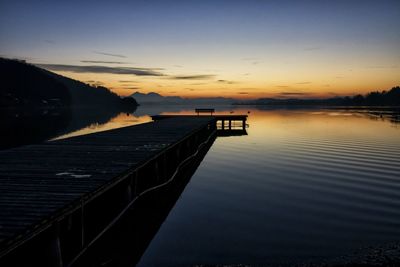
1, 105, 398, 150
53, 112, 152, 140
0, 106, 140, 149
1, 105, 400, 265
136, 108, 400, 266
1, 108, 71, 149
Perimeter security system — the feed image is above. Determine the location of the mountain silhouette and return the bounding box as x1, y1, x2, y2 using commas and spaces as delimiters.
235, 87, 400, 106
0, 58, 138, 109
130, 91, 236, 105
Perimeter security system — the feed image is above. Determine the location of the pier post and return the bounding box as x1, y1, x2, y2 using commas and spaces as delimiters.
229, 120, 232, 130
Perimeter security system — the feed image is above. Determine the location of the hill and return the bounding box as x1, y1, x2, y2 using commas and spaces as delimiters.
131, 91, 182, 104
0, 58, 137, 109
235, 86, 400, 106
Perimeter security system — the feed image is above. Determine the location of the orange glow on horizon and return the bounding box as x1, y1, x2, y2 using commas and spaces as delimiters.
52, 69, 399, 100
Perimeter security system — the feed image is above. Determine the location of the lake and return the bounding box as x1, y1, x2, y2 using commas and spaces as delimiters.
2, 106, 400, 265
135, 107, 400, 266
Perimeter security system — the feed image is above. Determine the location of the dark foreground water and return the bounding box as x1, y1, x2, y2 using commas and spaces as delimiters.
2, 106, 400, 266
136, 108, 400, 266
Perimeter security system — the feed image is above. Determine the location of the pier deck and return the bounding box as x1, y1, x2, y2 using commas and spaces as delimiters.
0, 117, 216, 266
151, 114, 248, 130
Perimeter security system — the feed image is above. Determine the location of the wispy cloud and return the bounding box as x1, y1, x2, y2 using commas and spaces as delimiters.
93, 51, 127, 58
37, 64, 164, 76
45, 40, 56, 44
189, 83, 208, 85
276, 85, 290, 88
238, 92, 249, 95
366, 65, 399, 69
169, 74, 215, 80
280, 92, 308, 96
218, 79, 237, 84
84, 80, 105, 87
303, 46, 323, 51
296, 82, 311, 85
81, 60, 129, 64
121, 86, 140, 90
242, 58, 262, 65
242, 57, 258, 61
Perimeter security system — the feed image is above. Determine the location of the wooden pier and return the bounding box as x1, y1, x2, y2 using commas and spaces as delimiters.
151, 114, 248, 131
0, 117, 218, 266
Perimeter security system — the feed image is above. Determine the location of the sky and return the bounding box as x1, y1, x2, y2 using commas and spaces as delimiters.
0, 0, 399, 99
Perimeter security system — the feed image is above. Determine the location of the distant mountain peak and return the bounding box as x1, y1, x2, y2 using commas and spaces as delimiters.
147, 92, 161, 96
129, 90, 236, 105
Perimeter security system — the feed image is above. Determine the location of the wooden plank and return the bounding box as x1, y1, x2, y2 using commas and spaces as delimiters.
0, 117, 214, 253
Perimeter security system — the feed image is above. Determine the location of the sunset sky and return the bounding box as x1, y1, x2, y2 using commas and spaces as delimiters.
0, 0, 399, 99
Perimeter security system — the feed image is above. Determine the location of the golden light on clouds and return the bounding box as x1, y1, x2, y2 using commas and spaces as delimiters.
53, 62, 399, 100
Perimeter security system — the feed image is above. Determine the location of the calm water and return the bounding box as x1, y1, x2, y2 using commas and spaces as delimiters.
135, 107, 400, 266
3, 106, 400, 265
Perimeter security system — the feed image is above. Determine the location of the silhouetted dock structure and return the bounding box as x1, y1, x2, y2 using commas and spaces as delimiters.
152, 114, 248, 131
0, 115, 247, 266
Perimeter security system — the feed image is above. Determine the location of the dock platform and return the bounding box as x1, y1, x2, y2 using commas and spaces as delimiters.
0, 117, 217, 266
151, 114, 248, 131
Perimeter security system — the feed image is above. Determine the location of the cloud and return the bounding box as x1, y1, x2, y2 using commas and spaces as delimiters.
81, 60, 129, 64
242, 57, 258, 61
85, 80, 103, 85
37, 64, 164, 76
218, 79, 237, 84
189, 83, 208, 85
276, 85, 290, 88
366, 65, 399, 69
119, 80, 137, 83
121, 86, 140, 90
238, 92, 249, 95
280, 92, 308, 96
296, 82, 311, 84
45, 40, 56, 44
303, 46, 323, 51
93, 51, 127, 58
169, 74, 215, 80
242, 58, 262, 65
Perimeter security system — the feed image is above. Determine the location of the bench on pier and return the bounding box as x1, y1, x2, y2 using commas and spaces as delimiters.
195, 108, 215, 116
